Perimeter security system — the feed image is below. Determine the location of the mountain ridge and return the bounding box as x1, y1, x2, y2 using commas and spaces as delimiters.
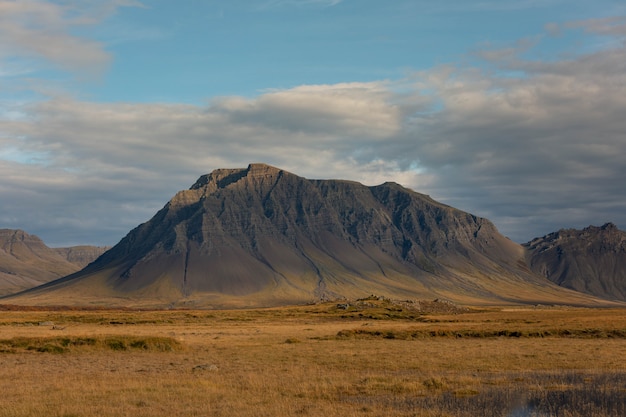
2, 164, 621, 308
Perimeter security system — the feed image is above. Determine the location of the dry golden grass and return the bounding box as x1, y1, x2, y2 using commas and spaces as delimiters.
0, 302, 625, 416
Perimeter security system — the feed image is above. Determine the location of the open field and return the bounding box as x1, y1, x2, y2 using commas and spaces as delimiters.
1, 298, 625, 416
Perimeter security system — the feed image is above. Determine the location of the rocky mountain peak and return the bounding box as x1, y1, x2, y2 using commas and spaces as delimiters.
190, 163, 284, 191
525, 223, 626, 301
1, 229, 39, 244
579, 222, 621, 237
526, 223, 625, 253
1, 229, 46, 254
169, 164, 287, 211
600, 222, 617, 231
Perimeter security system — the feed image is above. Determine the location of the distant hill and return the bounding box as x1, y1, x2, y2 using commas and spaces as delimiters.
4, 163, 606, 308
0, 229, 108, 296
525, 223, 626, 302
53, 246, 111, 269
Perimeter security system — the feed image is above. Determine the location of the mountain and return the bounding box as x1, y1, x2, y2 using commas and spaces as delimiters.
53, 246, 111, 269
3, 164, 609, 308
524, 223, 626, 302
0, 229, 108, 296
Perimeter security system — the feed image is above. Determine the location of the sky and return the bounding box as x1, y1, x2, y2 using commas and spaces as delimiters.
1, 0, 626, 247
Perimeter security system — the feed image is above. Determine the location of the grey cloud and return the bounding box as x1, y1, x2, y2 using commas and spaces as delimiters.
402, 45, 626, 240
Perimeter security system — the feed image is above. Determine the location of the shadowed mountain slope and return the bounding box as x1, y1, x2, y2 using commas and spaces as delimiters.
4, 164, 609, 308
0, 229, 107, 296
525, 223, 626, 301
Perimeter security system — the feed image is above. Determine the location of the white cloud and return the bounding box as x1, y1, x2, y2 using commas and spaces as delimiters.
2, 82, 412, 177
214, 82, 406, 139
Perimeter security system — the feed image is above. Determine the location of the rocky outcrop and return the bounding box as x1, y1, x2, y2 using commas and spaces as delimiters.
524, 223, 626, 301
4, 164, 607, 308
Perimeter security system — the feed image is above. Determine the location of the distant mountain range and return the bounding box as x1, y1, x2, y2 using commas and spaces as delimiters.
1, 164, 624, 308
0, 229, 108, 296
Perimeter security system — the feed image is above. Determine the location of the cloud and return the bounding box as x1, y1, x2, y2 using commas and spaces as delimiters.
0, 0, 142, 76
414, 0, 567, 14
1, 82, 417, 181
565, 16, 626, 36
214, 83, 408, 139
1, 16, 626, 245
258, 0, 343, 10
403, 38, 626, 240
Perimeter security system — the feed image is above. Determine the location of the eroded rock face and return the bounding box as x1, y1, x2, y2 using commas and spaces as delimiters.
524, 223, 626, 301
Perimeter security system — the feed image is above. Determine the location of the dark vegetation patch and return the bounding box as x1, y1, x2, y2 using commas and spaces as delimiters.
0, 304, 143, 312
312, 296, 471, 320
334, 327, 626, 340
0, 336, 182, 354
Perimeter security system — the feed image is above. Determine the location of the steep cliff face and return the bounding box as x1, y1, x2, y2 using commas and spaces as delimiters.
5, 164, 605, 308
525, 223, 626, 301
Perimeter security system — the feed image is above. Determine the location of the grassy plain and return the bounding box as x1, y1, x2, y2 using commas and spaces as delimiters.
1, 299, 625, 417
